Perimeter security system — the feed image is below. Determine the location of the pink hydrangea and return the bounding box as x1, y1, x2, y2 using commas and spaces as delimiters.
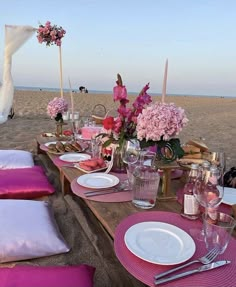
47, 97, 68, 118
136, 102, 188, 141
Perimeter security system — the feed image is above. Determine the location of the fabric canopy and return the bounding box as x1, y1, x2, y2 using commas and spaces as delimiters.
0, 25, 36, 124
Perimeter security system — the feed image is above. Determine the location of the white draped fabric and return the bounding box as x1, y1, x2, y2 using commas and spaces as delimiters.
0, 25, 36, 124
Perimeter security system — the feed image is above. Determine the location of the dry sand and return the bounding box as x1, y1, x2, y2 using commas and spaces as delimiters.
0, 90, 235, 286
1, 90, 235, 167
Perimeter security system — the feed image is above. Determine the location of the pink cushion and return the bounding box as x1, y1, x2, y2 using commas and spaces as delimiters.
0, 166, 54, 199
0, 265, 95, 287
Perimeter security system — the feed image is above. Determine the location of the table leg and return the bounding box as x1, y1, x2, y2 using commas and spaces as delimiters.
158, 169, 177, 201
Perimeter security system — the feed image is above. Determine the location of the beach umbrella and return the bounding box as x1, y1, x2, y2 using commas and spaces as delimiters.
0, 25, 36, 124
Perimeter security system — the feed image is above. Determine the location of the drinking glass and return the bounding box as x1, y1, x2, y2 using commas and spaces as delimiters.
211, 151, 226, 174
203, 211, 236, 254
71, 120, 81, 141
193, 165, 224, 240
121, 139, 140, 188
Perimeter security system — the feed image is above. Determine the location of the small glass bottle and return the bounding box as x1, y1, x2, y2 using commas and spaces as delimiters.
181, 163, 200, 220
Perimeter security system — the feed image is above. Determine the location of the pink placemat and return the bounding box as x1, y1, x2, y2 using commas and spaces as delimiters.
177, 188, 232, 215
114, 211, 236, 287
70, 173, 132, 202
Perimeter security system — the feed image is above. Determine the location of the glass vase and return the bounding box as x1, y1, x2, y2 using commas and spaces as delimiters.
111, 146, 126, 173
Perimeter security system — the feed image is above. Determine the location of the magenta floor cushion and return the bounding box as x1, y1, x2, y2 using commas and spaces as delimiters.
0, 265, 95, 287
0, 166, 54, 199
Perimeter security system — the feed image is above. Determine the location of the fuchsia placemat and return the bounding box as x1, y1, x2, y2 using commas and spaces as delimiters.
114, 211, 236, 287
70, 173, 132, 203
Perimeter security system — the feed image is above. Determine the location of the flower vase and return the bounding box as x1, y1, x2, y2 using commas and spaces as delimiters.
111, 146, 126, 173
56, 121, 63, 137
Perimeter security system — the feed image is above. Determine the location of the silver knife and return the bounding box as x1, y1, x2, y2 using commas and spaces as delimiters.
154, 260, 230, 285
85, 189, 130, 197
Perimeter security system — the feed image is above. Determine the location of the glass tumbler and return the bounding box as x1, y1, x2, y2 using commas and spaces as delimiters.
132, 165, 160, 209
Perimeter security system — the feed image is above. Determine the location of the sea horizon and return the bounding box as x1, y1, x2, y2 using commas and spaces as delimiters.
15, 85, 235, 99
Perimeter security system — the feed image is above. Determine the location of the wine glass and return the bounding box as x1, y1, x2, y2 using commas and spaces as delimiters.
71, 119, 81, 141
121, 139, 141, 188
193, 165, 224, 241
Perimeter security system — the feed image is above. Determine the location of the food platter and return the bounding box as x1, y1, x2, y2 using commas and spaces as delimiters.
41, 141, 89, 155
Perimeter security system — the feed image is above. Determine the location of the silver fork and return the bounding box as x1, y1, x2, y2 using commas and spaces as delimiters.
154, 247, 220, 280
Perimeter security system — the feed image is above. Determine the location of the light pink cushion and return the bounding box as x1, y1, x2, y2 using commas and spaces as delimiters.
0, 166, 54, 199
0, 265, 95, 287
0, 150, 34, 169
0, 200, 70, 263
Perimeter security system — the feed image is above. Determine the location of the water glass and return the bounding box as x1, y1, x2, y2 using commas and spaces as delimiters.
71, 120, 80, 140
91, 137, 101, 158
203, 211, 236, 254
132, 165, 160, 209
140, 150, 156, 167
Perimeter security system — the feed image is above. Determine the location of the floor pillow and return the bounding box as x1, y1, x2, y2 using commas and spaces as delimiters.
0, 166, 55, 199
0, 265, 95, 287
0, 150, 34, 169
0, 199, 70, 263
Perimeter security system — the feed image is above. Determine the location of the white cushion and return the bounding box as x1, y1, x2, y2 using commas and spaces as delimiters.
0, 150, 34, 169
0, 200, 70, 263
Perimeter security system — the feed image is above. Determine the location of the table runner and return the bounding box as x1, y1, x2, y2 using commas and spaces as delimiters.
70, 173, 132, 203
114, 211, 236, 287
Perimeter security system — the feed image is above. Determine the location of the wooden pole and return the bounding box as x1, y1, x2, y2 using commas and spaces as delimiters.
59, 46, 63, 98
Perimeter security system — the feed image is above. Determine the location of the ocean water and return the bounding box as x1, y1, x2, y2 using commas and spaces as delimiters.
15, 86, 234, 98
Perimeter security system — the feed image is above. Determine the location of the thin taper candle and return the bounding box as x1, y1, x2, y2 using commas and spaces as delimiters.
68, 78, 74, 121
161, 59, 168, 103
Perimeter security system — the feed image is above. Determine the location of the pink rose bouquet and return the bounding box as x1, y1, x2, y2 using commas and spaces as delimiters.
37, 21, 66, 47
47, 97, 68, 122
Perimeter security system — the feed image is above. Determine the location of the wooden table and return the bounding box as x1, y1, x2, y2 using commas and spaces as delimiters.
36, 136, 235, 286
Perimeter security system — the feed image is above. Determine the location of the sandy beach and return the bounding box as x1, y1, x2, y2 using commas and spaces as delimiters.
1, 90, 235, 168
0, 90, 235, 286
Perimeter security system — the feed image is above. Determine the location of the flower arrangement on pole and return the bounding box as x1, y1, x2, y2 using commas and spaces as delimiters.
37, 21, 66, 98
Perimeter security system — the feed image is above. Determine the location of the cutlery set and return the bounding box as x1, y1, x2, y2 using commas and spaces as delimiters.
154, 248, 230, 285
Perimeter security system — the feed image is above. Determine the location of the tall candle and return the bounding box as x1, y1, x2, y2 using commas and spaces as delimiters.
68, 78, 74, 121
161, 59, 168, 103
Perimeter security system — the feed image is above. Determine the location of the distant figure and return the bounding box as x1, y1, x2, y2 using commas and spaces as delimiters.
79, 86, 88, 93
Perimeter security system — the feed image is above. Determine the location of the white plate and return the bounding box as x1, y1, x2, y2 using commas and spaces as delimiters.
124, 222, 196, 265
77, 173, 119, 189
59, 153, 91, 163
222, 187, 236, 206
44, 141, 66, 147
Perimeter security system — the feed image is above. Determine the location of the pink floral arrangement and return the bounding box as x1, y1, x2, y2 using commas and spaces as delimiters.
37, 21, 66, 46
47, 97, 68, 121
101, 74, 152, 147
136, 102, 188, 142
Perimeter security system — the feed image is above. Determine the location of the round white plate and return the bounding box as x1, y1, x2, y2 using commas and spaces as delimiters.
222, 187, 236, 206
124, 221, 196, 265
44, 141, 66, 147
59, 153, 91, 163
77, 173, 119, 189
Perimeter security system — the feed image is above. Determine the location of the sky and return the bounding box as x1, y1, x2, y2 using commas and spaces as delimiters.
0, 0, 235, 97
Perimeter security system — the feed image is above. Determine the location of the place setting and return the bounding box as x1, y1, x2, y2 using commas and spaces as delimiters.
114, 210, 236, 287
70, 172, 133, 202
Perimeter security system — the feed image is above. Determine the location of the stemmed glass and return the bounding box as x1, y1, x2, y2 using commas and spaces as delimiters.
121, 139, 141, 188
71, 120, 80, 141
193, 165, 224, 241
